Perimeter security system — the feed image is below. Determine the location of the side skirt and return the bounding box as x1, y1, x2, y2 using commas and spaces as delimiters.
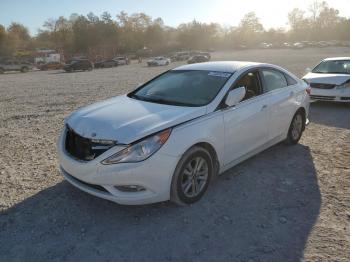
219, 134, 286, 174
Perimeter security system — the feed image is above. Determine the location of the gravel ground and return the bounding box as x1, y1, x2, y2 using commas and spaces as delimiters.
0, 48, 349, 262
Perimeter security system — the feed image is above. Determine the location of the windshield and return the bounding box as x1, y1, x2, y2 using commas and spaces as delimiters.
128, 70, 232, 107
312, 60, 350, 74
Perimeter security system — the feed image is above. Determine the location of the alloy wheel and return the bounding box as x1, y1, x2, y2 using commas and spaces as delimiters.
291, 114, 303, 140
181, 156, 209, 198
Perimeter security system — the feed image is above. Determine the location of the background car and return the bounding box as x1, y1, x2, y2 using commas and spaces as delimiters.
64, 59, 93, 72
113, 56, 129, 65
147, 56, 171, 66
259, 42, 273, 49
39, 61, 64, 70
94, 59, 119, 68
175, 51, 191, 61
303, 57, 350, 102
58, 61, 310, 206
292, 42, 305, 49
187, 55, 210, 64
0, 60, 33, 73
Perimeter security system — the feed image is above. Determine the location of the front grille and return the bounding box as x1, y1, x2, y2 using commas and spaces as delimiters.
65, 126, 115, 161
310, 83, 336, 89
310, 95, 335, 100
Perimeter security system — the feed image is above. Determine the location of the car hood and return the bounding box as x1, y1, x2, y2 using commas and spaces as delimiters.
303, 72, 350, 85
66, 95, 207, 144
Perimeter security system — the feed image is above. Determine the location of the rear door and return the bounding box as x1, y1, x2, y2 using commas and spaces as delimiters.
260, 68, 298, 140
222, 70, 270, 165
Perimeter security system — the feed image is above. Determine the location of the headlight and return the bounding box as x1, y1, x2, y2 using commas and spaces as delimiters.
339, 81, 350, 88
101, 128, 171, 165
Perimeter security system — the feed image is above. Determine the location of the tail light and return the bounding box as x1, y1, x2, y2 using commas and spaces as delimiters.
303, 79, 311, 94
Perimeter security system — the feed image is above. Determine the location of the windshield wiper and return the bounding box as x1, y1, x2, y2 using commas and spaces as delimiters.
326, 72, 350, 74
132, 95, 194, 106
313, 71, 350, 74
143, 97, 192, 106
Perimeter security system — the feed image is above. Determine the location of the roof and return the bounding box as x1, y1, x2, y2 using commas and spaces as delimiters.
172, 61, 260, 73
323, 57, 350, 61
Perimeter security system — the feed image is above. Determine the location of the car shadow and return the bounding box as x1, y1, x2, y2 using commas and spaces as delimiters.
309, 101, 350, 129
0, 143, 320, 262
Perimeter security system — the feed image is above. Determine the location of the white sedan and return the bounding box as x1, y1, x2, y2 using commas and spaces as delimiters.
58, 61, 310, 205
303, 57, 350, 102
147, 56, 171, 66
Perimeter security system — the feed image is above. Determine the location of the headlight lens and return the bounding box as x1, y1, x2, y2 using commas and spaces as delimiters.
339, 81, 350, 88
101, 128, 171, 165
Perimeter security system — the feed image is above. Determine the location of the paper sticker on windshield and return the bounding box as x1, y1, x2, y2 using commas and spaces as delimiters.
208, 72, 231, 78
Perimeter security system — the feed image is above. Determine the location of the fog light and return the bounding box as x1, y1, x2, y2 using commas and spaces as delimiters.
115, 185, 145, 192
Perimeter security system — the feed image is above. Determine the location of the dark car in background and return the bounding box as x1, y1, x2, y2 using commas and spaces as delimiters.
64, 59, 93, 72
94, 59, 119, 69
187, 55, 210, 64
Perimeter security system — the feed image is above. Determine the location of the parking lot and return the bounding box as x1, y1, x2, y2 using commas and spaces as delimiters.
0, 47, 349, 261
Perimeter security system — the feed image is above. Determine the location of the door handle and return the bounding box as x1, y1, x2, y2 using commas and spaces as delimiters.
261, 104, 268, 111
289, 91, 295, 97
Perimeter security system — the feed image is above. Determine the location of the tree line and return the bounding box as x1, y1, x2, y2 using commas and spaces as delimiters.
0, 0, 349, 60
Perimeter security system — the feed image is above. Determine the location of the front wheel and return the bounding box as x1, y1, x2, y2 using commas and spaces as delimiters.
285, 111, 305, 145
21, 67, 28, 73
171, 146, 213, 205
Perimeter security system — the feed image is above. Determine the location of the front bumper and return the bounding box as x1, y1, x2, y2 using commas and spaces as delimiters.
310, 87, 350, 102
58, 129, 180, 205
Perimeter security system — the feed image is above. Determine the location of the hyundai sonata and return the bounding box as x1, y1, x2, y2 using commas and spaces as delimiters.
303, 57, 350, 102
58, 61, 310, 205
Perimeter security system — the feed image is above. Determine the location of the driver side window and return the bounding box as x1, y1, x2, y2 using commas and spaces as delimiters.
232, 71, 262, 101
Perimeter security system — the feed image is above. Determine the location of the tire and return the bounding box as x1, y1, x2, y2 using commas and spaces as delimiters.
171, 146, 213, 205
88, 66, 93, 71
21, 67, 28, 73
285, 110, 305, 145
0, 68, 4, 74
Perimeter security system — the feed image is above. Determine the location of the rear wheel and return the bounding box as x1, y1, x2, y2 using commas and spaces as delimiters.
171, 146, 213, 205
285, 111, 304, 145
21, 67, 28, 73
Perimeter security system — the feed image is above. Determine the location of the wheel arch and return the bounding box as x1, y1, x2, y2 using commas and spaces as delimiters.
295, 106, 307, 130
183, 141, 220, 177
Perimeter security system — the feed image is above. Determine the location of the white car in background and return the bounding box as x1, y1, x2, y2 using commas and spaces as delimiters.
303, 57, 350, 102
147, 56, 171, 66
58, 61, 310, 205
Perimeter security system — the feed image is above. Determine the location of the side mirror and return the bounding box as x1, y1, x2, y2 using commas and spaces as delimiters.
305, 67, 311, 73
225, 86, 246, 107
